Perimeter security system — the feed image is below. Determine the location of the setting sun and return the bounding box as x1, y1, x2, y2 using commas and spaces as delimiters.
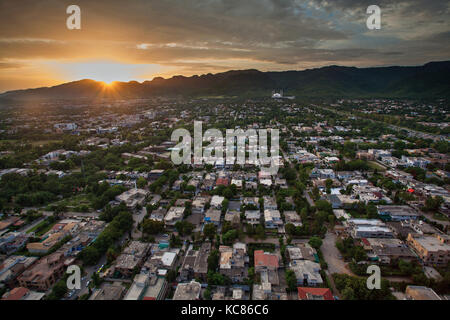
44, 60, 167, 84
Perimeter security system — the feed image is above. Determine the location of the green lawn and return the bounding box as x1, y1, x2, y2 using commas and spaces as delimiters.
368, 161, 386, 172
51, 193, 92, 210
433, 212, 449, 221
26, 218, 56, 236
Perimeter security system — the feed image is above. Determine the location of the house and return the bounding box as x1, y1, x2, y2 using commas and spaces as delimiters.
0, 256, 38, 288
173, 280, 201, 300
364, 238, 416, 264
164, 207, 185, 226
252, 282, 287, 300
0, 232, 32, 255
407, 234, 450, 266
231, 179, 243, 189
243, 197, 259, 208
405, 285, 441, 300
224, 210, 240, 225
123, 273, 150, 300
26, 232, 67, 254
216, 178, 230, 187
297, 287, 334, 300
1, 287, 45, 300
149, 207, 167, 222
254, 250, 279, 285
193, 242, 211, 280
89, 282, 125, 300
115, 188, 149, 210
284, 211, 302, 227
275, 178, 288, 189
245, 210, 261, 225
18, 252, 66, 291
210, 195, 225, 209
264, 209, 282, 229
377, 205, 419, 221
219, 243, 248, 283
328, 194, 358, 209
286, 244, 317, 263
192, 196, 210, 214
310, 168, 335, 179
254, 250, 279, 271
204, 208, 221, 226
114, 241, 151, 277
148, 169, 164, 180
289, 260, 323, 286
180, 242, 211, 281
348, 219, 394, 239
263, 196, 277, 210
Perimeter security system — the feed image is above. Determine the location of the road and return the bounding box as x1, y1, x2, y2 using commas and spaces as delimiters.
303, 190, 315, 207
131, 207, 147, 240
19, 216, 46, 233
321, 231, 354, 276
69, 206, 147, 300
69, 232, 129, 300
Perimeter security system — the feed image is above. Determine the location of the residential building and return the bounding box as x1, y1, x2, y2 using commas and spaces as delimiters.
297, 287, 334, 300
17, 252, 65, 291
164, 207, 185, 226
407, 234, 450, 266
173, 280, 201, 300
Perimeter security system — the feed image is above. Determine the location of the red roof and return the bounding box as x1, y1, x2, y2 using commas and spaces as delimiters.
2, 287, 29, 300
297, 287, 334, 300
216, 178, 229, 186
254, 250, 279, 268
361, 238, 370, 246
143, 297, 156, 300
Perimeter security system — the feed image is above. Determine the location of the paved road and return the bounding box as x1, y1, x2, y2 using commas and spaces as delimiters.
19, 216, 46, 233
132, 207, 147, 240
321, 231, 354, 276
303, 190, 315, 207
70, 206, 148, 299
69, 232, 129, 300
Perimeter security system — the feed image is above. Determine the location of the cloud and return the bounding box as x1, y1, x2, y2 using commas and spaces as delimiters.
0, 0, 449, 91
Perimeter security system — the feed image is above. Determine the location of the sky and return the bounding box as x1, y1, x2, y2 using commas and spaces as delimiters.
0, 0, 449, 92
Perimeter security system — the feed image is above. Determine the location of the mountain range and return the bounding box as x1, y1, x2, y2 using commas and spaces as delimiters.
1, 61, 449, 101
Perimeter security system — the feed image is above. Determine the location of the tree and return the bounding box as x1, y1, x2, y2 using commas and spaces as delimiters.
366, 204, 378, 219
92, 271, 102, 287
315, 200, 332, 214
80, 246, 100, 265
175, 220, 194, 236
308, 236, 323, 249
222, 229, 238, 245
48, 280, 68, 300
207, 249, 220, 272
342, 287, 355, 300
166, 269, 177, 283
424, 196, 444, 212
203, 287, 211, 300
325, 178, 333, 190
136, 177, 147, 188
285, 223, 296, 236
312, 186, 320, 200
285, 269, 297, 291
142, 219, 165, 235
203, 223, 217, 240
283, 168, 297, 181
